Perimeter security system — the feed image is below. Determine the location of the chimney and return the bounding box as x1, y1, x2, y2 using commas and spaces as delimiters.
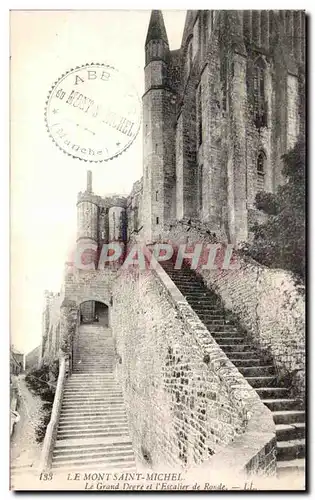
87, 170, 92, 193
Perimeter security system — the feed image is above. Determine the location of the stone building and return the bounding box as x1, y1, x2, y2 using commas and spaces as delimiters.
137, 10, 305, 244
38, 11, 305, 479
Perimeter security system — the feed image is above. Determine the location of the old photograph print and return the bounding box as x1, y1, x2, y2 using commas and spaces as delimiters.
10, 10, 306, 491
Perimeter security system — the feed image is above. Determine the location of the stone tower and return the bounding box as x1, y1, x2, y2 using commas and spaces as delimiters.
76, 170, 98, 260
142, 10, 176, 243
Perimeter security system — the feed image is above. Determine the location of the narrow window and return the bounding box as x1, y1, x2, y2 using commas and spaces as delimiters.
197, 85, 203, 146
112, 212, 116, 239
133, 207, 138, 232
257, 151, 266, 192
156, 217, 159, 225
220, 54, 228, 111
155, 190, 158, 201
197, 164, 203, 211
188, 42, 193, 72
202, 12, 207, 50
253, 58, 267, 129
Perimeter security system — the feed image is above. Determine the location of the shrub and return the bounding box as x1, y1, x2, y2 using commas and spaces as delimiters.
244, 140, 305, 283
25, 361, 59, 442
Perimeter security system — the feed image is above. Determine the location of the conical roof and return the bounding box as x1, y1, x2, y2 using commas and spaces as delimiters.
145, 10, 169, 46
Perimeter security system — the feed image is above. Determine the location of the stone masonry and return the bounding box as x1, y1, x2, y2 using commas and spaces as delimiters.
39, 10, 305, 483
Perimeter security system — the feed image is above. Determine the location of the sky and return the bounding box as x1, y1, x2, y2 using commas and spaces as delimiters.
10, 10, 186, 353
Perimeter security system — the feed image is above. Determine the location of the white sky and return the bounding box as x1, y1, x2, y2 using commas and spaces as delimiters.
10, 10, 186, 353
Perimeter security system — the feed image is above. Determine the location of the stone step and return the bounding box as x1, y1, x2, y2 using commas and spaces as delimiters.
74, 359, 114, 368
255, 387, 290, 399
57, 430, 130, 440
277, 438, 305, 461
68, 373, 117, 378
272, 410, 305, 426
65, 386, 118, 391
215, 336, 247, 345
245, 376, 278, 388
189, 306, 224, 313
64, 389, 122, 394
59, 409, 125, 418
226, 351, 259, 360
238, 366, 275, 377
202, 319, 226, 325
59, 420, 128, 429
262, 398, 301, 412
75, 344, 114, 348
185, 298, 221, 306
73, 366, 114, 369
59, 420, 127, 429
72, 370, 113, 380
180, 296, 219, 304
57, 426, 129, 435
54, 439, 133, 451
73, 363, 114, 366
59, 414, 128, 423
70, 374, 116, 377
275, 423, 305, 442
73, 370, 114, 373
74, 358, 114, 361
73, 363, 115, 366
60, 409, 127, 417
75, 348, 114, 352
62, 402, 124, 408
66, 378, 117, 382
74, 354, 115, 358
195, 314, 226, 321
230, 358, 269, 368
63, 395, 123, 400
52, 457, 136, 470
75, 346, 114, 349
53, 448, 135, 463
63, 395, 123, 401
206, 326, 239, 333
58, 426, 129, 435
75, 347, 115, 351
218, 344, 255, 353
276, 458, 305, 476
64, 389, 118, 394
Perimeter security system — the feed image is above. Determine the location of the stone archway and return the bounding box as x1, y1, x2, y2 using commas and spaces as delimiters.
79, 299, 110, 327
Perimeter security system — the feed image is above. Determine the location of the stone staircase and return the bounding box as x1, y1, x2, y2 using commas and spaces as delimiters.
161, 261, 305, 478
51, 324, 136, 471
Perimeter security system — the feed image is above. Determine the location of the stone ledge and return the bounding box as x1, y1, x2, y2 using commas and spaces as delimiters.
144, 247, 276, 476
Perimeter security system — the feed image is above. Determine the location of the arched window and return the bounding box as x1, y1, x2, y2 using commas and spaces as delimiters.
186, 38, 193, 77
197, 85, 202, 146
253, 57, 268, 129
257, 151, 266, 192
220, 54, 228, 111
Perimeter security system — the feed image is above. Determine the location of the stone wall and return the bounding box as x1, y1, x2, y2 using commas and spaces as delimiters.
164, 220, 305, 399
41, 291, 64, 364
139, 10, 305, 245
25, 345, 41, 371
64, 269, 116, 307
111, 255, 276, 475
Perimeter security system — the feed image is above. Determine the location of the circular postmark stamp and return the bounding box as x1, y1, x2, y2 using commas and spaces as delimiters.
45, 63, 141, 162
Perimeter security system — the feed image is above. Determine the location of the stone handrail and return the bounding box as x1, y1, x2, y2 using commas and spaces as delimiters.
164, 222, 305, 399
143, 247, 276, 477
39, 355, 66, 472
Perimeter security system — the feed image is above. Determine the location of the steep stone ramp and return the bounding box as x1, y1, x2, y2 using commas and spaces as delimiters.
161, 261, 305, 478
51, 324, 136, 471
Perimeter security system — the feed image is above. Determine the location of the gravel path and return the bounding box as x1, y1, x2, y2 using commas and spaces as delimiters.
10, 375, 43, 470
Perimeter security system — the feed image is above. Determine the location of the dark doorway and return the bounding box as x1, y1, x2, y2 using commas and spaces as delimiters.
79, 301, 109, 327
